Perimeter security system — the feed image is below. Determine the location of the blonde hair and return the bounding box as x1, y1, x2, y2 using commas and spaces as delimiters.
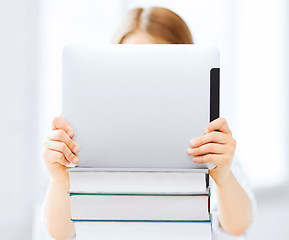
112, 7, 193, 44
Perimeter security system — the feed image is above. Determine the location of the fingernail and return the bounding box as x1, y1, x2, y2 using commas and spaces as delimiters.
73, 146, 80, 153
190, 139, 197, 147
187, 148, 194, 154
193, 157, 199, 162
66, 162, 76, 168
73, 157, 79, 164
68, 131, 74, 138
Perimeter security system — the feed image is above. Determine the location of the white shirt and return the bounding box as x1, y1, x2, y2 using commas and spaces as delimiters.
41, 156, 257, 240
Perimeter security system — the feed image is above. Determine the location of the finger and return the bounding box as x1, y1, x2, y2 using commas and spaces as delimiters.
48, 129, 80, 154
205, 117, 232, 135
189, 131, 227, 148
46, 139, 79, 164
192, 154, 221, 164
52, 116, 74, 138
44, 148, 71, 166
187, 143, 225, 157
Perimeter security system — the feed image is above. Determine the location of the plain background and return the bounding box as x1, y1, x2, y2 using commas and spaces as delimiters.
0, 0, 288, 239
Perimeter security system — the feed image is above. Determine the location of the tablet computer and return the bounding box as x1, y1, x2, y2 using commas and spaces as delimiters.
62, 44, 219, 169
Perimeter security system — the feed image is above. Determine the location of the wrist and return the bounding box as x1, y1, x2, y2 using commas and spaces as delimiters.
210, 167, 233, 188
50, 172, 70, 190
46, 162, 70, 183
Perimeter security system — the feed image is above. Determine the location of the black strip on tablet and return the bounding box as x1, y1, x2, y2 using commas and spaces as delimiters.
210, 68, 220, 122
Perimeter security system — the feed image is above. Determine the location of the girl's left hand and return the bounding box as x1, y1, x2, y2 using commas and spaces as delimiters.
186, 117, 236, 187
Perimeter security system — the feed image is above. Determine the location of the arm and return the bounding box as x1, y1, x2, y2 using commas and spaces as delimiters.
187, 118, 253, 235
42, 116, 80, 239
44, 175, 75, 240
214, 170, 252, 235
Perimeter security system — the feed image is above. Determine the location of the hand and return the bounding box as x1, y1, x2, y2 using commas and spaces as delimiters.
186, 118, 236, 186
42, 116, 80, 181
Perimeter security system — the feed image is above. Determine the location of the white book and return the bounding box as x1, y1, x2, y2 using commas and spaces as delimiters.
71, 193, 210, 221
74, 221, 212, 240
68, 168, 208, 194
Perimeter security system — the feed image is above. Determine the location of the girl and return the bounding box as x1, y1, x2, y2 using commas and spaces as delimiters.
43, 7, 255, 240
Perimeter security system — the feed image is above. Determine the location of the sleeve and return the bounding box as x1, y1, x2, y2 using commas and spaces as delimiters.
210, 155, 257, 240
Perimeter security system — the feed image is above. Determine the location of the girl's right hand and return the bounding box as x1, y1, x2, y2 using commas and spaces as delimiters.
42, 116, 80, 181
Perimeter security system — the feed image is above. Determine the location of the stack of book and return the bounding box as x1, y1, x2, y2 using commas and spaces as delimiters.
67, 168, 212, 240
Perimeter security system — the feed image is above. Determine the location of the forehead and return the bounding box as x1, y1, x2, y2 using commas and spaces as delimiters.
122, 30, 170, 44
